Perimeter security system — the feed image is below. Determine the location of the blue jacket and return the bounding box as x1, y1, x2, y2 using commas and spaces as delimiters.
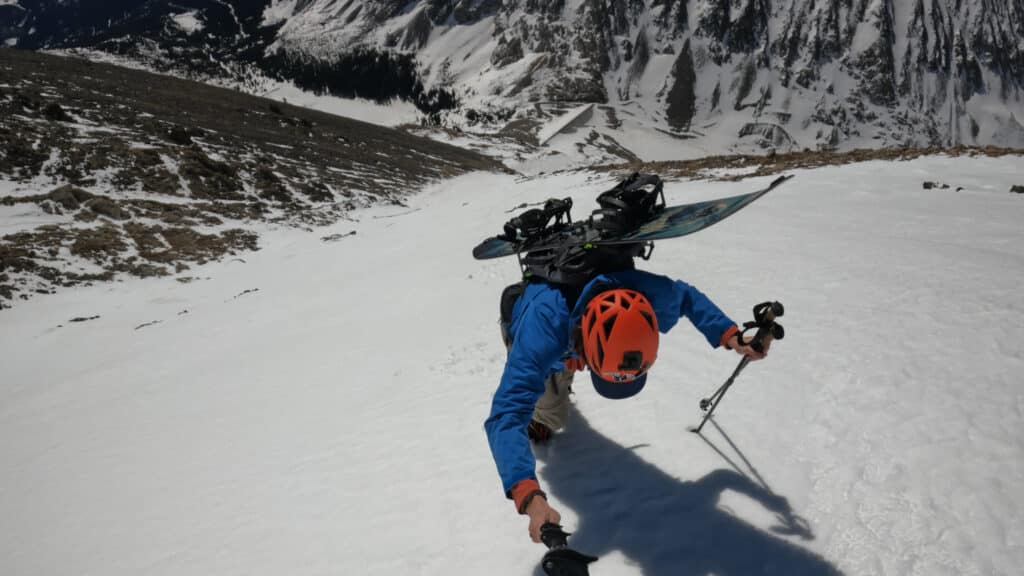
484, 269, 737, 497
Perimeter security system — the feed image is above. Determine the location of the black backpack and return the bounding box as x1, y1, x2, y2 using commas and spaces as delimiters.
497, 173, 664, 343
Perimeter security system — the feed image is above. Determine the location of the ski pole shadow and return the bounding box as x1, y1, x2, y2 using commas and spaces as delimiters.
693, 418, 816, 541
532, 407, 843, 576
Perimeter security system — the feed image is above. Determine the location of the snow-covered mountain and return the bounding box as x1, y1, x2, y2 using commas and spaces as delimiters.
268, 0, 1024, 152
0, 0, 453, 113
3, 1, 1024, 155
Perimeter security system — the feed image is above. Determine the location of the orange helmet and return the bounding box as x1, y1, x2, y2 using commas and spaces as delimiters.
580, 288, 659, 399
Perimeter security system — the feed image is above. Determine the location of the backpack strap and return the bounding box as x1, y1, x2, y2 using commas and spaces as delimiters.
497, 279, 585, 348
499, 281, 527, 347
500, 282, 526, 326
521, 241, 644, 287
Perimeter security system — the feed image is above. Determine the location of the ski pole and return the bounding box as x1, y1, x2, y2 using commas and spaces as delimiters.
691, 357, 750, 433
698, 358, 747, 412
540, 523, 598, 576
690, 301, 784, 434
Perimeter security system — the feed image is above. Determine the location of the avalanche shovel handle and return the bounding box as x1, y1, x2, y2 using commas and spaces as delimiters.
540, 523, 598, 576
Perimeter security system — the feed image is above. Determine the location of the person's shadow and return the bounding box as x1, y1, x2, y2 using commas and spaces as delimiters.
533, 407, 843, 575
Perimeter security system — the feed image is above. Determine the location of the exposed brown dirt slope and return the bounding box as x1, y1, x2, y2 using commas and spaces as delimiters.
0, 48, 503, 307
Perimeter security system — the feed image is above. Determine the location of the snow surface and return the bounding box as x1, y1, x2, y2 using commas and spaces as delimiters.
170, 11, 205, 36
262, 0, 298, 27
257, 82, 421, 128
537, 103, 594, 145
2, 155, 1024, 575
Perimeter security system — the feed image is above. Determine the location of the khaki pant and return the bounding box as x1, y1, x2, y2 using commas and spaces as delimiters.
503, 325, 574, 431
533, 368, 574, 431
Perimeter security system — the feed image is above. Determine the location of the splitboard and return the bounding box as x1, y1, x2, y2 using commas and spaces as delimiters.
473, 174, 793, 260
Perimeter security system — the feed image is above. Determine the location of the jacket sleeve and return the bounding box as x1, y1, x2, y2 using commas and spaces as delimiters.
484, 290, 569, 497
675, 279, 738, 347
615, 269, 737, 347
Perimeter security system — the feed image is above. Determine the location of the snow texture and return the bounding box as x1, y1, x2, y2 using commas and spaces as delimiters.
170, 11, 205, 36
2, 154, 1024, 575
262, 0, 298, 27
257, 82, 421, 128
537, 103, 594, 145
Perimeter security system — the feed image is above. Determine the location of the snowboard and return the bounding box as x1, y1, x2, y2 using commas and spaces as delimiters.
473, 174, 793, 260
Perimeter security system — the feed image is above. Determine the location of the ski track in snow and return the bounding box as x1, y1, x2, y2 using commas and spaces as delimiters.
1, 156, 1024, 575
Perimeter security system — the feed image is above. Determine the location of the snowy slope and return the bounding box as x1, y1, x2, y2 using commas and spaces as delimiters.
2, 155, 1024, 575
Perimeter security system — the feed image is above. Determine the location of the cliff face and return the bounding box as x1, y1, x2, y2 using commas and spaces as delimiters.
265, 0, 1024, 149
4, 0, 1023, 151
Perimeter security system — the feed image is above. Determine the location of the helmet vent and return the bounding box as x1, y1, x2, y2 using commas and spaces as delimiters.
640, 310, 656, 330
602, 314, 617, 338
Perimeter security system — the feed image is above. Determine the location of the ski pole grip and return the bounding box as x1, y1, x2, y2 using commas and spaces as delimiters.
744, 301, 784, 353
540, 524, 599, 576
540, 523, 570, 550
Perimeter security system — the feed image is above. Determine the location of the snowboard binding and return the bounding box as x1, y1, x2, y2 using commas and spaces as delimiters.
500, 173, 665, 248
473, 174, 792, 261
591, 172, 666, 236
498, 173, 667, 285
502, 197, 574, 243
540, 523, 598, 576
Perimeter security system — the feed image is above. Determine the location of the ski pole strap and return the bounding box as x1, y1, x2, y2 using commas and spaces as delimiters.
736, 301, 785, 353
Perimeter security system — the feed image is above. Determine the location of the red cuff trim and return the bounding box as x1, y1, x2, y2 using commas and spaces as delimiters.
719, 325, 739, 348
509, 479, 546, 514
564, 357, 586, 372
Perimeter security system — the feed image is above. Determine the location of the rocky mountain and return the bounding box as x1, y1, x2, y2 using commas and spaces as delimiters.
268, 0, 1024, 153
0, 0, 455, 112
0, 48, 498, 306
2, 1, 1024, 156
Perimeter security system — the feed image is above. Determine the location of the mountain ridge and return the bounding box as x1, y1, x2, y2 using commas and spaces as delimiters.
2, 1, 1023, 155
